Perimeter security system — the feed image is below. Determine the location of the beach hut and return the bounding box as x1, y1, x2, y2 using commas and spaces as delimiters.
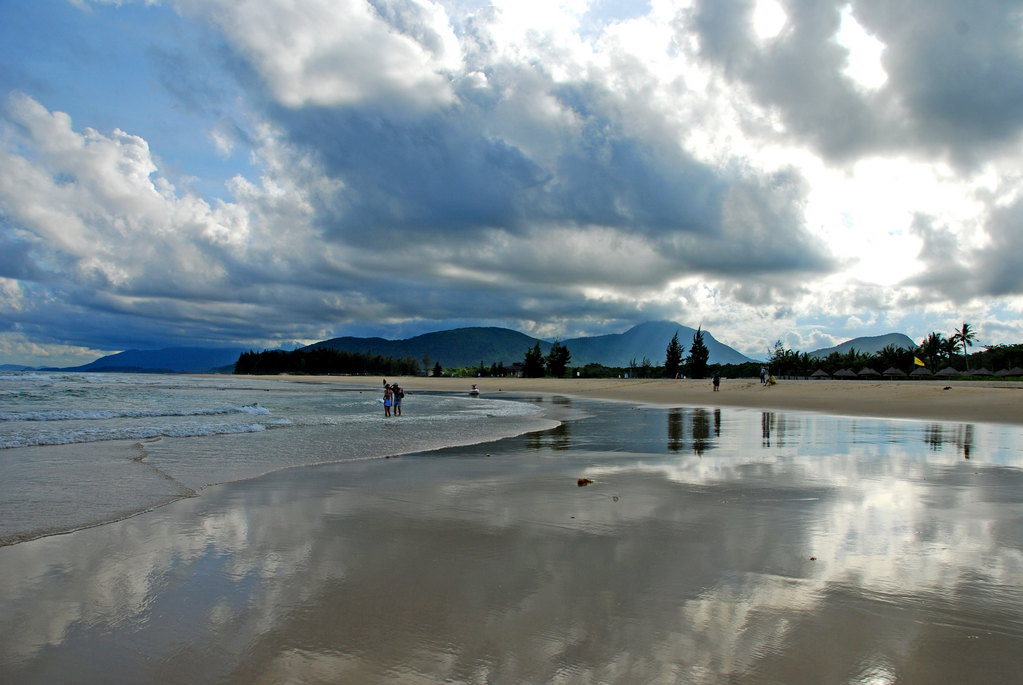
882, 367, 907, 377
833, 368, 857, 379
996, 369, 1011, 377
1008, 367, 1023, 376
810, 369, 830, 379
970, 367, 993, 376
935, 367, 961, 377
857, 367, 881, 377
910, 367, 932, 377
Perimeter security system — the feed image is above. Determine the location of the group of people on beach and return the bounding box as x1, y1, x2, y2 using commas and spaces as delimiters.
382, 380, 403, 417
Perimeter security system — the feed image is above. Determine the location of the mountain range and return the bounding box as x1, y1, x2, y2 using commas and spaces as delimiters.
43, 347, 245, 374
307, 321, 753, 368
807, 333, 917, 358
21, 324, 920, 374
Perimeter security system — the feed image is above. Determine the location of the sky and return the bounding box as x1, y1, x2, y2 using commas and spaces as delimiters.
2, 0, 1023, 367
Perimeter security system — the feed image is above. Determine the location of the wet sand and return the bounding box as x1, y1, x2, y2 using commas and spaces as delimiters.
2, 386, 1022, 683
296, 375, 1023, 426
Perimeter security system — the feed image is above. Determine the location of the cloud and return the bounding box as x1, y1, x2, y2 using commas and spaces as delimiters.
977, 206, 1023, 296
685, 0, 1023, 166
174, 0, 461, 111
855, 0, 1023, 164
3, 0, 1023, 365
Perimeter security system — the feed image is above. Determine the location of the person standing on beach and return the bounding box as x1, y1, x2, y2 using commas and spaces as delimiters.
383, 384, 393, 417
712, 371, 720, 391
392, 383, 403, 416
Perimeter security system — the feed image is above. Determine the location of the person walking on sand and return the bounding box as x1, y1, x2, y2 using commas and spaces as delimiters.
383, 384, 393, 417
392, 382, 403, 416
712, 371, 720, 392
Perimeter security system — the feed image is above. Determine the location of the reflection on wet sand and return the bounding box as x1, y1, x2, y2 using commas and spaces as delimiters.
1, 401, 1022, 684
667, 407, 720, 454
761, 410, 801, 448
925, 422, 975, 459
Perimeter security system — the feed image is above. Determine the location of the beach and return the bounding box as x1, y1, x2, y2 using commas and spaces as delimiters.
2, 375, 1022, 683
294, 375, 1023, 426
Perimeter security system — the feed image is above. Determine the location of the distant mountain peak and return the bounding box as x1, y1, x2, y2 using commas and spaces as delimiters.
808, 333, 916, 358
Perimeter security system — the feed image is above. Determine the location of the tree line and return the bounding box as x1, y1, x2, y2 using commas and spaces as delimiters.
234, 348, 421, 376
766, 322, 1023, 377
510, 323, 1022, 380
514, 328, 712, 378
235, 322, 1022, 379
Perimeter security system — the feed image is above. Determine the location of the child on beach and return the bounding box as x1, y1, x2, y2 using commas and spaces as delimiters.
383, 384, 393, 417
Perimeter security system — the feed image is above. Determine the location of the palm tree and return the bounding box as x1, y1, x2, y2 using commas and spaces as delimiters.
953, 322, 977, 370
918, 331, 945, 368
941, 337, 960, 369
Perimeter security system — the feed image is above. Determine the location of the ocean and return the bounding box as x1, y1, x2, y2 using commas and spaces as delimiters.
0, 372, 553, 546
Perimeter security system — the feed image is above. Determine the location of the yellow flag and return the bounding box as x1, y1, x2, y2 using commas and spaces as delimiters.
913, 356, 925, 366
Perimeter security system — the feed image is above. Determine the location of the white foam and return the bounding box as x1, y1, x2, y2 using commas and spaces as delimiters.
0, 421, 268, 449
0, 404, 270, 422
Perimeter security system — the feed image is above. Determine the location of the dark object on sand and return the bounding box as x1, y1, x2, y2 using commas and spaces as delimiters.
577, 478, 594, 487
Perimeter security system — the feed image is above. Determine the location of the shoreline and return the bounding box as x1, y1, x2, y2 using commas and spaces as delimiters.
275, 375, 1023, 426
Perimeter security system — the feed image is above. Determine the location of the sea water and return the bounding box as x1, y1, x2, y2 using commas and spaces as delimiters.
0, 372, 551, 545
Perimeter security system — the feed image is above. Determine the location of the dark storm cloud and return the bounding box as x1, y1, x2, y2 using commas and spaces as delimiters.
543, 83, 723, 233
687, 0, 1023, 165
268, 77, 832, 283
907, 195, 1023, 301
684, 0, 883, 159
905, 214, 977, 300
274, 106, 544, 237
856, 0, 1023, 162
974, 200, 1023, 296
0, 224, 49, 282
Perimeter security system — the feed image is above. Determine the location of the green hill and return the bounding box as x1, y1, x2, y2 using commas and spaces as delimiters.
306, 327, 548, 368
565, 321, 754, 366
52, 347, 245, 373
307, 322, 753, 369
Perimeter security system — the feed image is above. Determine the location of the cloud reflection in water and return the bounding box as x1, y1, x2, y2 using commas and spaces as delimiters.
1, 400, 1021, 684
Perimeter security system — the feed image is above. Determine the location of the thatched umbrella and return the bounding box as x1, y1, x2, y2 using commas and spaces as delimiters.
833, 368, 857, 379
858, 367, 881, 377
970, 367, 993, 376
910, 367, 932, 377
883, 367, 907, 377
996, 369, 1011, 377
810, 369, 830, 379
935, 366, 961, 377
1008, 367, 1023, 376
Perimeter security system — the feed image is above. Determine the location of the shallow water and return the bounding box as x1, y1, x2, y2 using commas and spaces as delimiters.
0, 373, 551, 544
1, 396, 1021, 683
